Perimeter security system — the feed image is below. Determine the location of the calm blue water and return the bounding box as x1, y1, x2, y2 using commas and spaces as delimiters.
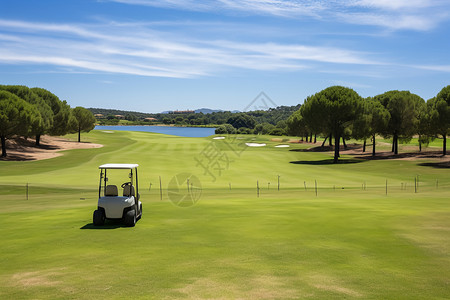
95, 125, 216, 137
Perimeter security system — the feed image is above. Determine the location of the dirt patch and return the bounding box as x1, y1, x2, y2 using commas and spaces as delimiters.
174, 275, 301, 299
0, 136, 103, 161
308, 274, 363, 297
398, 212, 450, 257
11, 268, 65, 288
248, 275, 302, 299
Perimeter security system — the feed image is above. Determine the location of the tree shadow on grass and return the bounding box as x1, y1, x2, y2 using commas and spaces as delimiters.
357, 151, 441, 160
289, 145, 450, 168
80, 220, 126, 230
418, 161, 450, 169
290, 158, 364, 165
0, 153, 35, 161
290, 146, 333, 153
289, 143, 363, 153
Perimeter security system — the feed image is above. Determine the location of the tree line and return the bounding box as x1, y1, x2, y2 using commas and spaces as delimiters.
90, 105, 300, 131
214, 105, 300, 135
156, 106, 298, 131
0, 85, 96, 157
286, 85, 450, 163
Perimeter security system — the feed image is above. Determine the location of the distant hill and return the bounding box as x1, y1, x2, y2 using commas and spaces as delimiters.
194, 108, 221, 114
90, 107, 240, 116
88, 108, 156, 119
161, 108, 232, 114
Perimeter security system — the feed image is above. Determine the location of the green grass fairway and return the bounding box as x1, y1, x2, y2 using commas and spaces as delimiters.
0, 130, 449, 299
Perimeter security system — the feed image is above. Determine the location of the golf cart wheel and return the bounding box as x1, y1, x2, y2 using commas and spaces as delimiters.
124, 209, 136, 227
93, 209, 105, 226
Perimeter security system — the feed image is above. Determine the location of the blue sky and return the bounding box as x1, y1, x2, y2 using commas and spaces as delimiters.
1, 0, 449, 113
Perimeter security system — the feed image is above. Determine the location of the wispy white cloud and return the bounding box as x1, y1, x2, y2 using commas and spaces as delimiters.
105, 0, 450, 31
216, 0, 323, 17
214, 40, 376, 65
336, 12, 436, 31
107, 0, 323, 17
414, 64, 450, 72
343, 0, 449, 31
0, 18, 380, 78
351, 0, 434, 10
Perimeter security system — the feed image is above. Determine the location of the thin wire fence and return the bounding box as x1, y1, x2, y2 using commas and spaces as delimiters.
3, 175, 449, 203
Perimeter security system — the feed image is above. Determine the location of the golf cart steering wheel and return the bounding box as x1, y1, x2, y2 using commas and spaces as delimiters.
121, 182, 132, 188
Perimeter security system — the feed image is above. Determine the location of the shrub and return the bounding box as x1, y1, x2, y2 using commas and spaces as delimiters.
269, 127, 286, 136
237, 127, 252, 134
215, 124, 236, 134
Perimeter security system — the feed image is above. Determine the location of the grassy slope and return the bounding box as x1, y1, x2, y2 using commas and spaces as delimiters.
1, 131, 448, 189
0, 130, 449, 299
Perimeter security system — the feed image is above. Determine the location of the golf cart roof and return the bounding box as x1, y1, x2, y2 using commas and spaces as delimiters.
99, 164, 139, 169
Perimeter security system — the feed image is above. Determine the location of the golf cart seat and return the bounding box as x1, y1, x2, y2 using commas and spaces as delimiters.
105, 185, 118, 197
123, 185, 135, 197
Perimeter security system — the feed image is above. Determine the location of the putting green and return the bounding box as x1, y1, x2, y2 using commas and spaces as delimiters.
0, 130, 449, 299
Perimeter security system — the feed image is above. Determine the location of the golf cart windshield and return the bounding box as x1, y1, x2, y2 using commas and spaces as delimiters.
98, 164, 139, 199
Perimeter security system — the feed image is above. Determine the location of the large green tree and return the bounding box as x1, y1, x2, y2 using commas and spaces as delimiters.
302, 86, 363, 162
71, 107, 96, 142
0, 91, 40, 157
352, 98, 390, 156
287, 110, 307, 137
375, 91, 425, 155
300, 95, 326, 138
286, 109, 314, 141
416, 100, 433, 152
0, 85, 53, 145
428, 85, 450, 155
31, 88, 73, 136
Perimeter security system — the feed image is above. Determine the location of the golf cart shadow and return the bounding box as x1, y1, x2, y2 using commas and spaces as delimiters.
290, 158, 364, 165
80, 220, 129, 230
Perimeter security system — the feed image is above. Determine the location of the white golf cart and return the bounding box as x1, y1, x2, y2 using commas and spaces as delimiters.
93, 164, 142, 227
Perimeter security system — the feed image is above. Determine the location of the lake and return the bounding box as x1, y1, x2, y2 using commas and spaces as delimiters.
94, 125, 216, 138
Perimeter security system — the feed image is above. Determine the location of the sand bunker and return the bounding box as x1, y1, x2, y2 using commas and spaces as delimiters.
245, 143, 266, 147
275, 145, 290, 148
213, 137, 225, 140
1, 136, 103, 161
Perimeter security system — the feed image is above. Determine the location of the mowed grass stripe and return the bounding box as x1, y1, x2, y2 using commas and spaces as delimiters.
0, 189, 449, 298
1, 131, 449, 189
